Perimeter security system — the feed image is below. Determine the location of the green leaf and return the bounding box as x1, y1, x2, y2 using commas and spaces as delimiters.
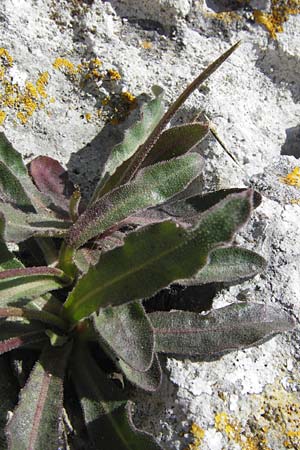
64, 190, 253, 322
0, 203, 70, 243
113, 42, 240, 184
142, 123, 209, 166
0, 133, 50, 212
160, 188, 262, 223
149, 303, 295, 356
93, 302, 154, 372
0, 320, 46, 355
6, 343, 71, 450
119, 354, 162, 392
180, 247, 267, 285
92, 88, 165, 200
67, 153, 204, 248
71, 344, 161, 449
0, 355, 18, 450
0, 266, 67, 305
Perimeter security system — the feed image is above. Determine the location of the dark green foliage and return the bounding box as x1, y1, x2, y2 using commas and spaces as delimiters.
0, 43, 295, 450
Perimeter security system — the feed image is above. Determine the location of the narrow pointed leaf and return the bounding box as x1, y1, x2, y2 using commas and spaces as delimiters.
67, 153, 204, 248
0, 319, 46, 355
0, 203, 70, 243
142, 123, 209, 166
92, 88, 165, 200
64, 190, 253, 322
160, 188, 262, 223
149, 303, 295, 356
117, 42, 240, 183
119, 354, 162, 392
93, 302, 154, 372
29, 156, 74, 215
71, 344, 161, 449
0, 266, 67, 305
180, 247, 267, 285
0, 356, 18, 449
6, 343, 71, 450
0, 133, 51, 212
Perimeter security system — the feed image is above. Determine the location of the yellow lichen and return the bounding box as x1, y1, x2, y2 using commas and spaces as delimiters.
184, 422, 205, 450
107, 68, 121, 80
53, 57, 77, 75
0, 48, 13, 66
254, 0, 300, 39
85, 112, 92, 122
280, 167, 300, 188
141, 41, 153, 49
36, 72, 49, 98
0, 110, 6, 125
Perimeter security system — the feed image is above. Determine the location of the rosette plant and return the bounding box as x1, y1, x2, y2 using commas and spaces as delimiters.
0, 43, 294, 450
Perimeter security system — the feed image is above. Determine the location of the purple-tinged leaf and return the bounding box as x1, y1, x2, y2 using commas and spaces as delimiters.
0, 133, 51, 212
0, 330, 46, 355
179, 247, 267, 285
71, 344, 161, 449
149, 303, 295, 357
119, 354, 162, 392
142, 123, 209, 166
67, 153, 204, 249
0, 307, 67, 331
0, 266, 68, 305
6, 343, 72, 450
0, 203, 70, 243
64, 190, 253, 322
29, 156, 74, 216
93, 302, 154, 372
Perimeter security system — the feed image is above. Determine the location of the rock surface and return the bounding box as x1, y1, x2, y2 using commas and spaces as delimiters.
1, 1, 300, 449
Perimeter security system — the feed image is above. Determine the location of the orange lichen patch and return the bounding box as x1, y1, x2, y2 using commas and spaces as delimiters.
53, 57, 77, 76
215, 411, 271, 450
141, 41, 153, 49
107, 68, 121, 80
84, 112, 92, 122
0, 50, 51, 125
280, 167, 300, 188
290, 198, 300, 204
184, 422, 205, 450
0, 110, 6, 125
254, 0, 300, 39
0, 48, 13, 67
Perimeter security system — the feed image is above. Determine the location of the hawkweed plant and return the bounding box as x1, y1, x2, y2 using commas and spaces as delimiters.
0, 42, 295, 450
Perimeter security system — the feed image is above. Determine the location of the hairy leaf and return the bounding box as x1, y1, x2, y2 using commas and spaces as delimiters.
0, 356, 18, 449
116, 42, 240, 183
67, 153, 204, 248
93, 302, 154, 372
0, 203, 70, 243
160, 188, 262, 223
71, 344, 161, 449
92, 88, 165, 200
0, 320, 46, 355
29, 156, 74, 216
180, 247, 267, 285
149, 303, 295, 356
6, 343, 71, 450
119, 354, 162, 392
142, 123, 209, 166
0, 133, 50, 212
0, 266, 67, 305
64, 190, 253, 322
